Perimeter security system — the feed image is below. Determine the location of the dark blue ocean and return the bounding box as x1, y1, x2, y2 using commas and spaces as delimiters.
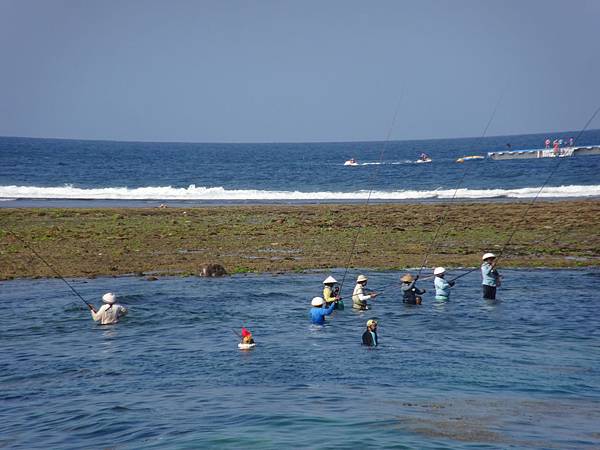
1, 269, 600, 449
1, 130, 599, 205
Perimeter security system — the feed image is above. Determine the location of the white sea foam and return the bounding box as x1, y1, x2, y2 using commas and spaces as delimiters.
1, 184, 599, 201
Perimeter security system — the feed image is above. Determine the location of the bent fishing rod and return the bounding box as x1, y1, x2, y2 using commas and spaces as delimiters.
494, 103, 600, 264
4, 229, 93, 308
416, 85, 508, 279
338, 91, 405, 295
448, 102, 600, 282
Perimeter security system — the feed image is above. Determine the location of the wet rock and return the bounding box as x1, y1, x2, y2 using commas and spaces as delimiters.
199, 263, 227, 277
146, 276, 159, 281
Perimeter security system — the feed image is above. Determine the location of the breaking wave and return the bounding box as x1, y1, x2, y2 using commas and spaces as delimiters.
1, 184, 599, 201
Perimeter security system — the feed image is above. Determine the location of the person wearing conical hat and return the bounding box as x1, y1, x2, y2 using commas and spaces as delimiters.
89, 292, 128, 325
481, 253, 501, 300
400, 273, 425, 305
309, 297, 336, 325
352, 274, 378, 310
433, 267, 454, 301
322, 275, 342, 309
362, 319, 379, 347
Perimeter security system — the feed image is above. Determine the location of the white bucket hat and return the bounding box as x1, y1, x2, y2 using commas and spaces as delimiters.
102, 292, 116, 304
311, 297, 324, 307
434, 267, 446, 275
482, 253, 496, 260
356, 274, 368, 283
323, 276, 337, 284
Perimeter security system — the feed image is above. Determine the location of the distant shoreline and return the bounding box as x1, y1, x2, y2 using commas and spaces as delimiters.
1, 199, 598, 280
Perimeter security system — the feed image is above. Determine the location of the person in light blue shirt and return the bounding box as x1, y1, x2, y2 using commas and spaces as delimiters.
433, 267, 454, 301
309, 297, 336, 325
481, 252, 501, 300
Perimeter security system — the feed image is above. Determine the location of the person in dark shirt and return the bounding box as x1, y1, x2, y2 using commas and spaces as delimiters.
401, 273, 425, 305
362, 319, 378, 346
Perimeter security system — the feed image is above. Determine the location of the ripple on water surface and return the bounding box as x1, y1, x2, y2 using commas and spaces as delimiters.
0, 269, 599, 449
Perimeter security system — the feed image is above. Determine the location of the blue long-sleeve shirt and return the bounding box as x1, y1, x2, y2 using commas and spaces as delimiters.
310, 304, 336, 325
434, 276, 451, 300
481, 262, 500, 286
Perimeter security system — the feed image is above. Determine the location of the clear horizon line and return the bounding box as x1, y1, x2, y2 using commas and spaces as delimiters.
0, 128, 595, 146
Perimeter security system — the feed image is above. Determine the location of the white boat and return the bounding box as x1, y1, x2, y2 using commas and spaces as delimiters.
488, 146, 600, 161
456, 155, 485, 163
415, 153, 432, 164
344, 158, 359, 166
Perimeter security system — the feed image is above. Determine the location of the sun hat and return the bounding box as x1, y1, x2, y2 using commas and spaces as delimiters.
311, 297, 324, 307
366, 319, 377, 327
434, 267, 446, 275
400, 274, 414, 283
482, 252, 496, 260
323, 276, 337, 284
241, 327, 251, 337
356, 274, 368, 283
102, 292, 116, 304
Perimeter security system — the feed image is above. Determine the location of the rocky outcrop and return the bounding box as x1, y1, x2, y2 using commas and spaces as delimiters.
199, 263, 227, 277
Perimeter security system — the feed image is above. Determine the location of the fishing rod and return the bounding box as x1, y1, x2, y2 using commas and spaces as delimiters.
338, 91, 405, 295
376, 274, 435, 292
448, 267, 478, 283
4, 229, 93, 309
446, 225, 580, 283
448, 103, 600, 281
416, 85, 507, 279
494, 103, 600, 263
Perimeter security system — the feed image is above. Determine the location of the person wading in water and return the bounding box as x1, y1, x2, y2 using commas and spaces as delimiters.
89, 292, 128, 325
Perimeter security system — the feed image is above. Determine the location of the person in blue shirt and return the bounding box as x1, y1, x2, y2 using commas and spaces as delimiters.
433, 267, 455, 301
481, 252, 501, 300
309, 297, 336, 325
362, 319, 378, 346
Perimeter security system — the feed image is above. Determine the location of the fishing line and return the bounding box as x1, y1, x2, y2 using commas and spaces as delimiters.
338, 91, 405, 294
416, 86, 507, 278
449, 103, 600, 281
495, 104, 600, 262
4, 229, 93, 308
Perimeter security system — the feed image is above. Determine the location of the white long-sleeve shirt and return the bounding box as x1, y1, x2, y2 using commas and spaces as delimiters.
352, 284, 372, 309
90, 303, 127, 325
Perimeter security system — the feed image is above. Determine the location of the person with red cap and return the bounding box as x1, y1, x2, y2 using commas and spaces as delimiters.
240, 327, 254, 345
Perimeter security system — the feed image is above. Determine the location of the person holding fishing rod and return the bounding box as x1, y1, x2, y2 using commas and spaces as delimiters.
322, 276, 343, 310
401, 273, 425, 305
352, 274, 379, 310
433, 267, 455, 301
481, 253, 502, 300
89, 292, 128, 325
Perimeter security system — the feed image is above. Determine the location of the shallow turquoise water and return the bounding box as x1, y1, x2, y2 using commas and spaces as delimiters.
1, 269, 599, 448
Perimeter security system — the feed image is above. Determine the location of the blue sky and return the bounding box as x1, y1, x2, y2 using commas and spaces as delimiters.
0, 0, 598, 142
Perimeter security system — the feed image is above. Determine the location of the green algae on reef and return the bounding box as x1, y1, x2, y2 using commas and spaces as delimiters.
1, 200, 599, 279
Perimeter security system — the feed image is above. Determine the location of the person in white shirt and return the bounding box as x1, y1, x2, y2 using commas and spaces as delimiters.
89, 292, 127, 325
352, 274, 378, 310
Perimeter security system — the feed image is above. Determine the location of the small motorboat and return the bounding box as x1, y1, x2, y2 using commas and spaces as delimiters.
456, 155, 485, 163
344, 158, 359, 166
415, 153, 432, 164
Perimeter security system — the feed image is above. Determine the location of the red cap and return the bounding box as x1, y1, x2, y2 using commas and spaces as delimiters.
241, 327, 251, 337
